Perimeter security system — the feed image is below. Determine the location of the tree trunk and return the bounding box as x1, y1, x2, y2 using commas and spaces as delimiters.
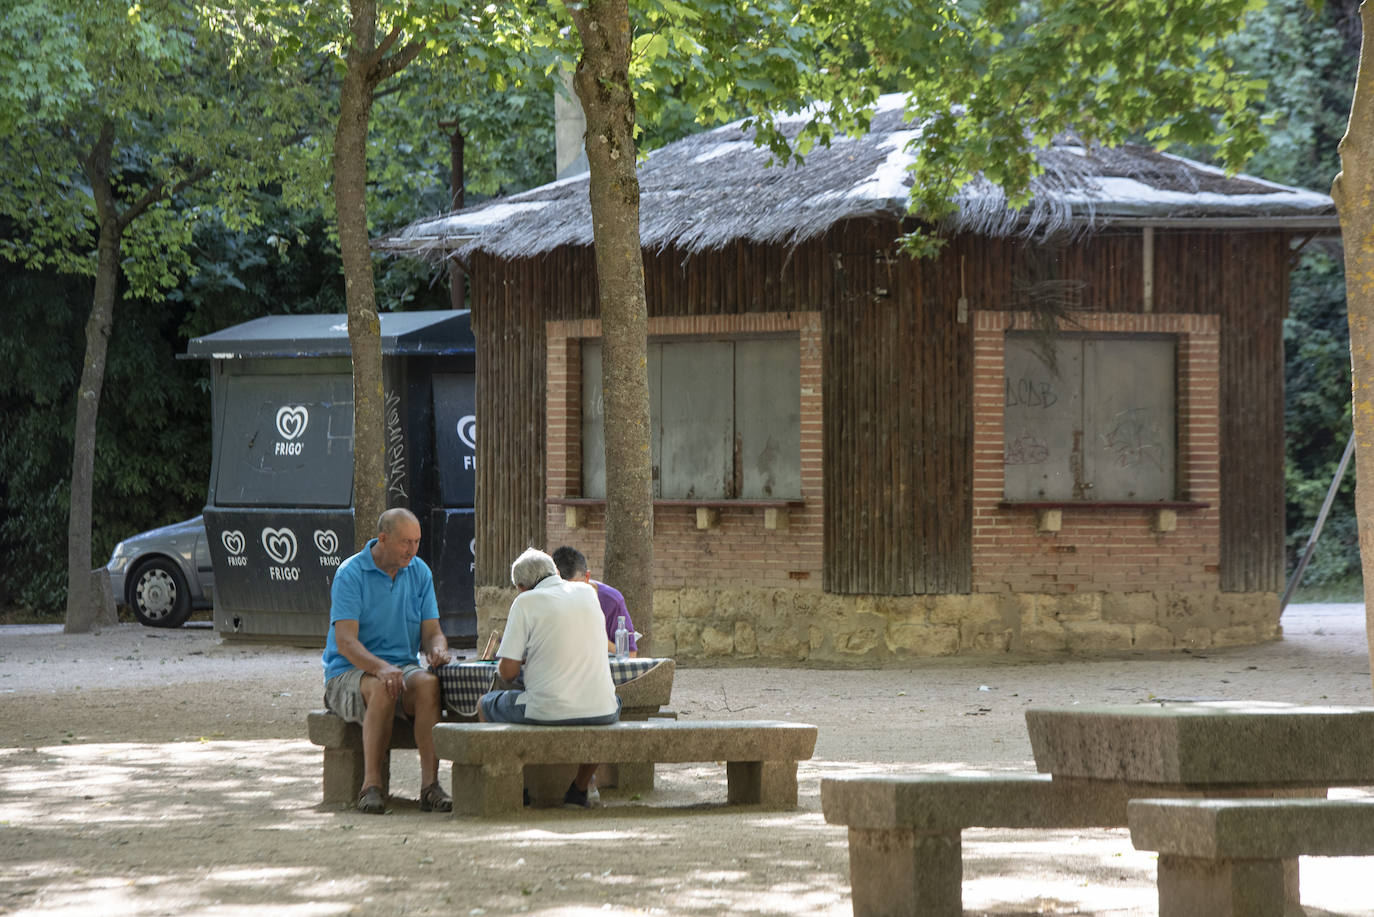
1333, 0, 1374, 698
570, 0, 656, 652
64, 130, 121, 634
447, 121, 466, 310
337, 0, 387, 551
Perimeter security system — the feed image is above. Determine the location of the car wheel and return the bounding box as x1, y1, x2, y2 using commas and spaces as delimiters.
129, 558, 192, 628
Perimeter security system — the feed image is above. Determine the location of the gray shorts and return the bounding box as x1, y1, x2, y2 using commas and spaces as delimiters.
479, 689, 621, 725
324, 664, 425, 724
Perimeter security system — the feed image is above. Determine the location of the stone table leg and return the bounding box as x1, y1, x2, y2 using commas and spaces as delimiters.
845, 827, 962, 917
595, 762, 655, 792
525, 763, 579, 806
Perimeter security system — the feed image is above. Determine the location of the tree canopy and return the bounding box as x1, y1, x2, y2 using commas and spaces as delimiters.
0, 0, 1362, 634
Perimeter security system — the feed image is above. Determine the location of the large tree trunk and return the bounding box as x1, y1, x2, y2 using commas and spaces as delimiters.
64, 127, 121, 634
570, 0, 656, 652
1334, 0, 1374, 698
336, 0, 389, 551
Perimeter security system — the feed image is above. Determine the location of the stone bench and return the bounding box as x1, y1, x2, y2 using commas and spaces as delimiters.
491, 659, 680, 794
820, 773, 1139, 916
1128, 798, 1374, 917
433, 719, 818, 816
307, 710, 425, 805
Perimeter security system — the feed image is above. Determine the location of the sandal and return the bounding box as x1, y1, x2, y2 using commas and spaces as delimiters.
419, 781, 452, 813
357, 785, 385, 815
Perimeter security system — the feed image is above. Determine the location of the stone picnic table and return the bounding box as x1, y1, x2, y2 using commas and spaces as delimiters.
1025, 701, 1374, 790
823, 701, 1374, 916
1025, 702, 1374, 910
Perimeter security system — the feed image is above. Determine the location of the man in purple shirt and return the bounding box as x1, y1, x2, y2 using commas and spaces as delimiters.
551, 545, 637, 657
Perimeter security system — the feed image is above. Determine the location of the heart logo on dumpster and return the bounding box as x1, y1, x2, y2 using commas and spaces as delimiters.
276, 406, 309, 441
457, 414, 477, 450
221, 530, 246, 555
261, 527, 298, 564
313, 529, 338, 555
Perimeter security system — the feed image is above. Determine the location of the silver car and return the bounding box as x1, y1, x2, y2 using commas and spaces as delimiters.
105, 515, 215, 627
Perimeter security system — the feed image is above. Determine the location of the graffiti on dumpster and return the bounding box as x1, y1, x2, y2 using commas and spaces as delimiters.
385, 390, 407, 500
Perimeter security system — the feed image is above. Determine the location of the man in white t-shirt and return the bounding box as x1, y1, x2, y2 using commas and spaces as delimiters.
478, 547, 620, 806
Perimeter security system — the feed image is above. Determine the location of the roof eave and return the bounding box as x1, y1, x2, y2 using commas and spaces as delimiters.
1093, 214, 1341, 232
373, 233, 478, 255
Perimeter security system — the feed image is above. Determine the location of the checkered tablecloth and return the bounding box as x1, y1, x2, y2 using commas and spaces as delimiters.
437, 657, 664, 717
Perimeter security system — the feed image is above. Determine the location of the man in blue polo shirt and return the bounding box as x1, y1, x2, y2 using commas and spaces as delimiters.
322, 508, 452, 815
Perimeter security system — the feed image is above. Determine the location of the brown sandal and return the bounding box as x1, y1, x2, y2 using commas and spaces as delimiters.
357, 785, 385, 814
419, 781, 452, 813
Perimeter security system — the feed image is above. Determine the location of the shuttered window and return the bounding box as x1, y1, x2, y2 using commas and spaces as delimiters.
581, 336, 801, 500
1003, 333, 1176, 501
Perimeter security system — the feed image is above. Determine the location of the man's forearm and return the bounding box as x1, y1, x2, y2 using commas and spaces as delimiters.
337, 636, 392, 676
497, 657, 521, 682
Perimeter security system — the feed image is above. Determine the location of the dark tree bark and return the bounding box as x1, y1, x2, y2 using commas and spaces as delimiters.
64, 123, 121, 634
335, 0, 421, 550
441, 118, 466, 310
569, 0, 656, 651
64, 121, 209, 633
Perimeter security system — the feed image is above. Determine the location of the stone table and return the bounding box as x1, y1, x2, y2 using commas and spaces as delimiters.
1026, 701, 1374, 911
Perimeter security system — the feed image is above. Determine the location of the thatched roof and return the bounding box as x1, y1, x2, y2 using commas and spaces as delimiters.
375, 93, 1338, 262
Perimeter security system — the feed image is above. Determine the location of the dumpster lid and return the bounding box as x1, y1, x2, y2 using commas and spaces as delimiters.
183, 310, 473, 359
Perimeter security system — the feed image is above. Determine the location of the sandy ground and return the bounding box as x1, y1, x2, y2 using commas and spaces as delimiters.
1, 604, 1373, 917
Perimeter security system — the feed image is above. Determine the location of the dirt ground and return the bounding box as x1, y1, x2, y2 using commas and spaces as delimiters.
2, 604, 1373, 917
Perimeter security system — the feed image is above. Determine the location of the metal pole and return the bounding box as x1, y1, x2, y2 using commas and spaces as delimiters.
1280, 430, 1356, 614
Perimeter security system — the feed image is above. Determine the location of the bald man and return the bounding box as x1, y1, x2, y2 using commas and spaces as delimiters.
322, 508, 452, 814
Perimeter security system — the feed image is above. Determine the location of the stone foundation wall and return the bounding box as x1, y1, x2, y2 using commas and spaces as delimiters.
475, 586, 1280, 664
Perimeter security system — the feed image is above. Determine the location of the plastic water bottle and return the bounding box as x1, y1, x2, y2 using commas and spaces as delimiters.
614, 615, 629, 660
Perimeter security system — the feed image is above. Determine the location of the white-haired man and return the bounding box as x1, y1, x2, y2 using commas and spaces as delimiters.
478, 547, 620, 807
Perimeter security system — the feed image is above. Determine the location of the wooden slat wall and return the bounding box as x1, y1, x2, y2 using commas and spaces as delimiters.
1152, 231, 1288, 592
468, 223, 1288, 596
469, 250, 552, 587
821, 222, 973, 594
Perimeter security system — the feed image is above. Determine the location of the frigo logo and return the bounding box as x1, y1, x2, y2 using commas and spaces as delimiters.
275, 406, 309, 455
261, 527, 298, 565
457, 414, 476, 450
313, 529, 339, 555
221, 530, 248, 567
314, 529, 342, 567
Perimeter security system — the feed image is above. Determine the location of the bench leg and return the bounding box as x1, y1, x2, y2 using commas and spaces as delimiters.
845, 827, 961, 917
322, 748, 365, 805
451, 762, 524, 817
1156, 855, 1290, 917
726, 760, 798, 808
321, 747, 390, 806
